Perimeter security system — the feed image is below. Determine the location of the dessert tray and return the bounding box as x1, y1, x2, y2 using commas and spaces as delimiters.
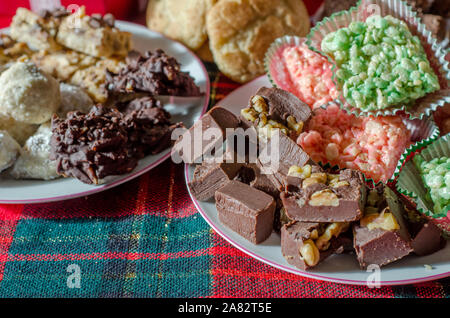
0, 21, 209, 204
185, 76, 450, 286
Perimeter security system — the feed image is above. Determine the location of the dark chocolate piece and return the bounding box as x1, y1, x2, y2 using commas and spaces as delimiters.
215, 180, 276, 244
411, 221, 446, 256
353, 187, 413, 269
281, 169, 366, 223
257, 131, 310, 191
281, 221, 345, 270
105, 49, 202, 98
120, 96, 183, 158
172, 106, 240, 164
188, 162, 243, 201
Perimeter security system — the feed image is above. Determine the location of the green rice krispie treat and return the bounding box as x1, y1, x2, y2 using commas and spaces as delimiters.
413, 155, 450, 214
321, 15, 440, 111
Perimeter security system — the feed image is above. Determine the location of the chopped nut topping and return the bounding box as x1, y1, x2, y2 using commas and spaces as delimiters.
310, 172, 327, 184
302, 177, 321, 189
299, 239, 320, 267
288, 165, 350, 190
315, 222, 349, 251
241, 95, 303, 140
309, 189, 340, 207
360, 208, 400, 231
288, 164, 312, 179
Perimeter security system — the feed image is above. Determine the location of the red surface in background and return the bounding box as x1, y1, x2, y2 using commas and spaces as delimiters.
0, 0, 323, 28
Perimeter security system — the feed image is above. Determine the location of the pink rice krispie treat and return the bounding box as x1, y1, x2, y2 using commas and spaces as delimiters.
297, 104, 411, 183
282, 44, 338, 109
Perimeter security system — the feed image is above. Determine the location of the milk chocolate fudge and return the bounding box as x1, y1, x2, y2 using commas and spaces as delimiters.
404, 207, 446, 256
105, 49, 201, 98
411, 221, 445, 256
215, 180, 276, 244
189, 162, 243, 201
281, 167, 366, 223
281, 221, 348, 270
257, 131, 310, 191
240, 87, 310, 141
172, 106, 240, 164
353, 187, 413, 269
243, 164, 280, 199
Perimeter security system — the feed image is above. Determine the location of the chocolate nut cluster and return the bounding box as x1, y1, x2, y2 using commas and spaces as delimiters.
50, 105, 137, 185
105, 49, 202, 98
51, 98, 181, 185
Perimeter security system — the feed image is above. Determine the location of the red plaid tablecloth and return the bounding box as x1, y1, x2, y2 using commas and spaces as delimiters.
0, 0, 448, 298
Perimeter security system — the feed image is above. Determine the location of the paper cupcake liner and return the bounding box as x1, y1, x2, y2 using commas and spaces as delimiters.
396, 133, 450, 234
313, 112, 439, 188
264, 36, 301, 97
306, 0, 450, 120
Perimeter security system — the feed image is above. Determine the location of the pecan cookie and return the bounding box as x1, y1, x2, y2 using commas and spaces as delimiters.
146, 0, 218, 50
206, 0, 310, 83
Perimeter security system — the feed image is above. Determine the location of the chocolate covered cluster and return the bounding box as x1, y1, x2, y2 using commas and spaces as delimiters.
51, 98, 181, 185
50, 105, 136, 185
105, 49, 202, 97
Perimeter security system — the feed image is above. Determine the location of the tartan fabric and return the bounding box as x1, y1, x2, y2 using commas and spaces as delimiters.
0, 62, 448, 298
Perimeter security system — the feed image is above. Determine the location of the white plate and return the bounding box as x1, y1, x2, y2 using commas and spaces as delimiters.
185, 75, 450, 286
0, 21, 210, 204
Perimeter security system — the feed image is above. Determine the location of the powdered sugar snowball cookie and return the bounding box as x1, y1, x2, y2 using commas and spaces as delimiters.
10, 123, 59, 180
0, 130, 21, 173
0, 62, 61, 124
0, 115, 38, 146
206, 0, 310, 83
58, 83, 93, 117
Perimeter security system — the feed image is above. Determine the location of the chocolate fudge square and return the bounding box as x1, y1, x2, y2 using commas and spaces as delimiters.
240, 87, 311, 140
353, 187, 413, 268
215, 180, 276, 244
257, 131, 310, 191
189, 162, 243, 201
281, 221, 347, 270
172, 106, 240, 164
411, 221, 445, 256
256, 87, 311, 124
281, 168, 366, 223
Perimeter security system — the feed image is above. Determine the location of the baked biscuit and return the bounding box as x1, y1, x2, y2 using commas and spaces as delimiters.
32, 49, 97, 81
10, 7, 64, 51
0, 34, 32, 68
147, 0, 217, 50
206, 0, 310, 83
57, 6, 131, 58
70, 58, 125, 103
195, 40, 215, 62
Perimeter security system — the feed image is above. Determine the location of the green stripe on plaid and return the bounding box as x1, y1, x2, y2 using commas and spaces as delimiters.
0, 213, 212, 298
